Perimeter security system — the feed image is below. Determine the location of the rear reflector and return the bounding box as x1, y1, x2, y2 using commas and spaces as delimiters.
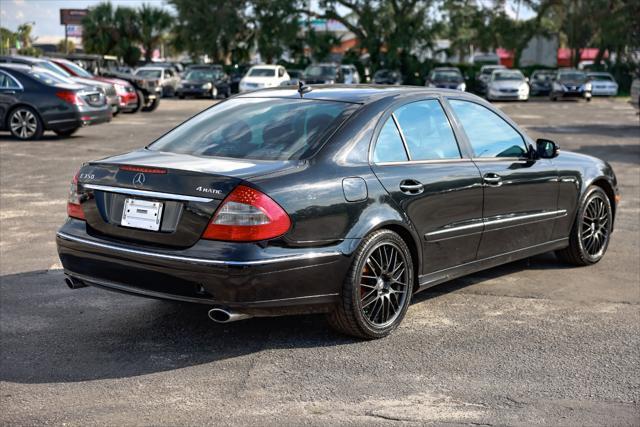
202, 185, 290, 242
119, 165, 167, 174
67, 171, 85, 220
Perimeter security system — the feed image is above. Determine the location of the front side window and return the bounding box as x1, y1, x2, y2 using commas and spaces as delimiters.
449, 100, 527, 158
149, 98, 358, 160
373, 118, 408, 163
393, 100, 461, 161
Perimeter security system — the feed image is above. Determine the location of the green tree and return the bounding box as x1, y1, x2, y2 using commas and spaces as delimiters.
170, 0, 250, 63
56, 39, 76, 53
82, 3, 120, 55
138, 4, 173, 62
307, 1, 440, 77
0, 27, 18, 55
251, 0, 301, 63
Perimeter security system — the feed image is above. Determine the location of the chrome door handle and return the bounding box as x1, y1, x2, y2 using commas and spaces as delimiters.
483, 173, 502, 186
399, 180, 424, 195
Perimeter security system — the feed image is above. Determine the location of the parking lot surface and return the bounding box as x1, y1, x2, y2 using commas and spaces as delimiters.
1, 97, 639, 425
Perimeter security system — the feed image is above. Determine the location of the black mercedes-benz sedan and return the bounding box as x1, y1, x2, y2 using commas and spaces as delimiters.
56, 85, 619, 339
0, 64, 112, 139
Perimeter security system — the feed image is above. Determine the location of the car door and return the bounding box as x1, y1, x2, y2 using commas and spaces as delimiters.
370, 98, 484, 275
446, 98, 560, 259
0, 70, 23, 124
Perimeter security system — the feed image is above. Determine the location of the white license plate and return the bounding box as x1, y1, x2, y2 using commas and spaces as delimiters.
121, 198, 163, 231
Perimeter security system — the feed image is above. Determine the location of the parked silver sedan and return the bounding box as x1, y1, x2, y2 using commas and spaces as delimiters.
486, 69, 529, 101
587, 72, 619, 96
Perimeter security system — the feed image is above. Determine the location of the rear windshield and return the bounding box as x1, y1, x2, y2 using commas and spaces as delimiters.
248, 68, 275, 77
431, 70, 462, 81
148, 98, 358, 160
136, 69, 162, 78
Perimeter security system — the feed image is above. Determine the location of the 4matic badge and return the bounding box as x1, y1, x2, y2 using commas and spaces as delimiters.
196, 186, 222, 195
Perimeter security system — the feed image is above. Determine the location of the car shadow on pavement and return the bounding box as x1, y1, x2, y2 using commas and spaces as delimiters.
0, 253, 574, 385
0, 269, 357, 384
413, 252, 571, 303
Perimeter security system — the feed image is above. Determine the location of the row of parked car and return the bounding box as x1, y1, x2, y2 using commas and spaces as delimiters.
426, 64, 619, 102
0, 54, 166, 140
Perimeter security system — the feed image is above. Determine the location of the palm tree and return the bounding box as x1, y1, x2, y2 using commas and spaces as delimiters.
82, 3, 120, 55
138, 4, 173, 62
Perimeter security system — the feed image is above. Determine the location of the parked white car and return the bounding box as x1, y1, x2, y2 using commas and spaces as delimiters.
134, 66, 181, 97
341, 65, 361, 84
487, 69, 529, 101
587, 72, 619, 96
239, 65, 289, 92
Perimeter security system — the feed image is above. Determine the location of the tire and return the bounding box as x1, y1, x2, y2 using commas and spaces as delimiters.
54, 127, 79, 138
141, 97, 159, 112
178, 94, 185, 100
327, 229, 414, 339
556, 186, 612, 266
586, 97, 592, 102
550, 94, 557, 101
131, 90, 144, 113
8, 106, 43, 140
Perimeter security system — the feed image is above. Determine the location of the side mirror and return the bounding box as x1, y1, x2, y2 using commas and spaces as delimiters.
536, 138, 559, 159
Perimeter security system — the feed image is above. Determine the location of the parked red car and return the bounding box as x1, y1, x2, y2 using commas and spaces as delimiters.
49, 58, 139, 113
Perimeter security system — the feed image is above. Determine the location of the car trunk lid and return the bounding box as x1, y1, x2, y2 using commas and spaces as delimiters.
76, 150, 298, 248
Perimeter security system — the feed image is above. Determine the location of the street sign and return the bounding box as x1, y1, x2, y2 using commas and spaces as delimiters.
60, 9, 88, 25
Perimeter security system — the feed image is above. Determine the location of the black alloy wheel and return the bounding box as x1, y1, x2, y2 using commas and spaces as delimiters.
556, 186, 612, 265
328, 229, 413, 339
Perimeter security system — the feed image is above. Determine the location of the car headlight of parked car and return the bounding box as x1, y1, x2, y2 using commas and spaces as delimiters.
457, 82, 466, 91
519, 83, 529, 94
202, 82, 213, 90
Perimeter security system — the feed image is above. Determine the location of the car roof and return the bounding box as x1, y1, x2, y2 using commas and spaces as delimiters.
432, 67, 461, 72
249, 64, 280, 69
136, 67, 164, 71
0, 63, 32, 71
0, 55, 45, 65
236, 85, 477, 104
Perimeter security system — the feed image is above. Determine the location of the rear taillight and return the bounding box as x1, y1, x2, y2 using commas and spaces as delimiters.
67, 171, 85, 220
56, 91, 84, 106
202, 185, 290, 242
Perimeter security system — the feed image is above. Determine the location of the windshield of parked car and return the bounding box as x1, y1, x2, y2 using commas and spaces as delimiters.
493, 71, 524, 81
305, 65, 337, 77
135, 69, 162, 78
248, 68, 276, 77
148, 98, 358, 160
57, 60, 93, 78
28, 69, 75, 86
36, 61, 73, 78
589, 74, 614, 81
431, 70, 462, 81
532, 71, 554, 81
185, 69, 221, 80
481, 66, 503, 75
558, 71, 586, 81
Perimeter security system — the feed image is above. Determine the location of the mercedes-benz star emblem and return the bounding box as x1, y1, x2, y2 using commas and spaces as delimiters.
132, 173, 146, 187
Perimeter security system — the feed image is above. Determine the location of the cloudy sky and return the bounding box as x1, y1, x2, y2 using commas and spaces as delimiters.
0, 0, 174, 39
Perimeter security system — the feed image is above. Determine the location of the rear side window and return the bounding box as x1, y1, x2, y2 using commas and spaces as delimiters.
0, 71, 20, 88
149, 98, 358, 160
373, 118, 408, 163
449, 100, 527, 158
393, 100, 461, 160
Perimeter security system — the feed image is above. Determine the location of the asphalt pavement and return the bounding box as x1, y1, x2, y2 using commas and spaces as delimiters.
1, 96, 638, 425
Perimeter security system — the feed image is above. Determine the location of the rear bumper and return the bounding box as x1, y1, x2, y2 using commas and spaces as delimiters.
56, 220, 353, 315
46, 109, 112, 131
176, 88, 211, 97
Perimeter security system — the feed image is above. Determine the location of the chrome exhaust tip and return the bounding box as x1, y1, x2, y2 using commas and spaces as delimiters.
208, 308, 252, 323
65, 276, 88, 289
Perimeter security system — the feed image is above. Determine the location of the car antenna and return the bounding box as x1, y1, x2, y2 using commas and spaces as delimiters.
298, 80, 312, 97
